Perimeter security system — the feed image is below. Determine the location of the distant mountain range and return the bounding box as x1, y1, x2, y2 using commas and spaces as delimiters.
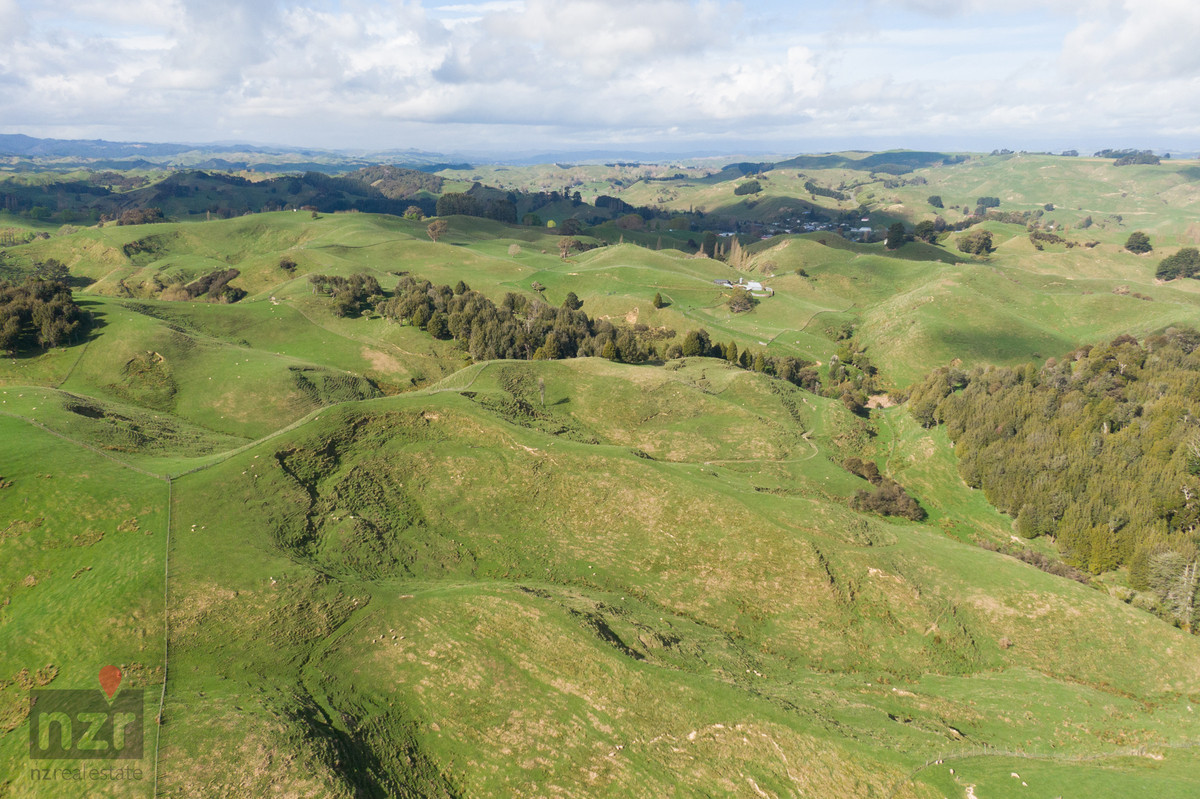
0, 134, 797, 171
0, 134, 469, 172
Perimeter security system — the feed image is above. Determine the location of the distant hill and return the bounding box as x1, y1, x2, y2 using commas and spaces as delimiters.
0, 134, 458, 173
774, 150, 963, 174
0, 133, 202, 158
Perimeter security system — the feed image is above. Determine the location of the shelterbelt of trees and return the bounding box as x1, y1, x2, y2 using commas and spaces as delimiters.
309, 272, 824, 386
907, 329, 1200, 628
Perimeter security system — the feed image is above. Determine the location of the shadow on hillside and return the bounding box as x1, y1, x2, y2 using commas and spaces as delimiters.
77, 298, 108, 343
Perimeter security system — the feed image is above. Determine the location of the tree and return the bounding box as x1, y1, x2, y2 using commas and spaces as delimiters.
957, 230, 993, 255
331, 293, 358, 318
841, 391, 865, 416
1156, 247, 1200, 281
426, 311, 450, 339
885, 222, 906, 250
652, 292, 665, 309
559, 237, 577, 259
34, 259, 69, 281
427, 219, 448, 242
562, 291, 582, 310
727, 291, 757, 313
734, 180, 762, 196
559, 217, 583, 236
278, 256, 297, 274
913, 220, 937, 243
927, 195, 944, 209
1125, 231, 1152, 254
681, 329, 711, 357
403, 205, 424, 221
601, 338, 618, 360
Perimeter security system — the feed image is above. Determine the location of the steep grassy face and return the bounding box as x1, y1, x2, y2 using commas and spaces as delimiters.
146, 361, 1200, 797
0, 416, 167, 798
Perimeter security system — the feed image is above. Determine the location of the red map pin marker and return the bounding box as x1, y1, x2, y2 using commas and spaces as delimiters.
99, 665, 122, 699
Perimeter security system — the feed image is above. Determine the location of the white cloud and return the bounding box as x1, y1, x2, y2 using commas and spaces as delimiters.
1062, 0, 1200, 80
0, 0, 26, 44
0, 0, 1197, 152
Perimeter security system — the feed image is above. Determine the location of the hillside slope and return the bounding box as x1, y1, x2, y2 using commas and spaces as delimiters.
2, 192, 1200, 796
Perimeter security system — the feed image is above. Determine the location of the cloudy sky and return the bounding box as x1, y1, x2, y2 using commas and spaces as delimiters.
0, 0, 1195, 155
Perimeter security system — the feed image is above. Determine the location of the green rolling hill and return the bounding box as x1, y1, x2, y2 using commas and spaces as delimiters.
2, 154, 1200, 797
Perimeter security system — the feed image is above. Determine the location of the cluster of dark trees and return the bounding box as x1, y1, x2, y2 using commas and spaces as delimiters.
734, 180, 763, 196
431, 184, 672, 235
309, 273, 829, 393
666, 328, 819, 389
824, 339, 880, 415
912, 218, 947, 242
110, 208, 165, 226
844, 456, 926, 521
1095, 149, 1161, 166
0, 277, 90, 352
1029, 229, 1068, 250
185, 269, 245, 303
343, 166, 444, 200
91, 172, 150, 191
957, 230, 994, 254
906, 330, 1200, 627
804, 181, 848, 201
971, 196, 1002, 217
435, 192, 517, 223
1157, 247, 1200, 281
374, 277, 657, 362
308, 273, 384, 317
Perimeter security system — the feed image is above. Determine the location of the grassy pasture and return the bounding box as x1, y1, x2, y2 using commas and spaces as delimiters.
2, 154, 1200, 795
146, 360, 1200, 795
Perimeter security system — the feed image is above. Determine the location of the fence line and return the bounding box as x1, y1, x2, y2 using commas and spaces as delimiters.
152, 476, 172, 797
